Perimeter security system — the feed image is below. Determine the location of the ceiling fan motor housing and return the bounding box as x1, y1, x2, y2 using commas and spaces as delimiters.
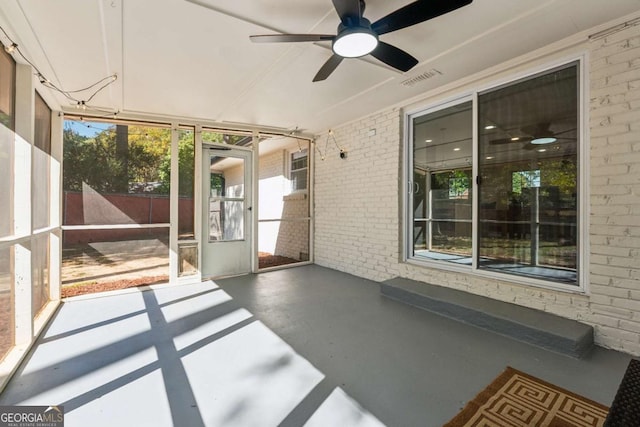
333, 18, 378, 58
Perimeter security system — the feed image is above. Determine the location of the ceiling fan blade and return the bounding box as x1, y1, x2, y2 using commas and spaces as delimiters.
553, 127, 577, 136
313, 54, 344, 82
372, 0, 473, 36
250, 34, 335, 43
331, 0, 361, 25
369, 41, 418, 72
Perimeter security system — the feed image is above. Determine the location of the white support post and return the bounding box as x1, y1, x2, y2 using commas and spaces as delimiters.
13, 64, 34, 341
169, 123, 179, 284
308, 137, 315, 264
252, 131, 259, 272
49, 112, 63, 300
194, 125, 203, 280
50, 112, 62, 230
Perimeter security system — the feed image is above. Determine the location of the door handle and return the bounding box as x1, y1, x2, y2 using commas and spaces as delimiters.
248, 206, 252, 211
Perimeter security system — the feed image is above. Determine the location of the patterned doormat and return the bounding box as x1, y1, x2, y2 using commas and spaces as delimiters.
444, 367, 609, 427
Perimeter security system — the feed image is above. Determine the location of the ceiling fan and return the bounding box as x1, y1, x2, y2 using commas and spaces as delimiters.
489, 123, 576, 147
250, 0, 473, 82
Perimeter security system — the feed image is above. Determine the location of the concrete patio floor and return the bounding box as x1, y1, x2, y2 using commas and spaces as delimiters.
0, 265, 632, 426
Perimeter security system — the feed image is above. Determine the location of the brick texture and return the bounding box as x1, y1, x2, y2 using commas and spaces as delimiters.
313, 22, 640, 355
586, 22, 640, 353
314, 110, 402, 280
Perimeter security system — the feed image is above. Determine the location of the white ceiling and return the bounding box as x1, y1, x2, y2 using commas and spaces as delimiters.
1, 0, 639, 134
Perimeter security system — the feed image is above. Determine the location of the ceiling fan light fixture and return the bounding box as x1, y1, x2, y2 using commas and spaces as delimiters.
332, 27, 378, 58
531, 137, 557, 145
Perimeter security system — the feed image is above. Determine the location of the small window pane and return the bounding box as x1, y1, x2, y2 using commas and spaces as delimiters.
208, 152, 246, 242
178, 128, 195, 240
290, 149, 308, 192
291, 169, 307, 192
209, 200, 244, 241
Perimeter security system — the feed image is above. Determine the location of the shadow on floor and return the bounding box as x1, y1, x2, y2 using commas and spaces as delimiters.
0, 265, 631, 427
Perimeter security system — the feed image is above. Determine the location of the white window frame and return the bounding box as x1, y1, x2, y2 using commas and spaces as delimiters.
287, 148, 308, 194
404, 55, 587, 294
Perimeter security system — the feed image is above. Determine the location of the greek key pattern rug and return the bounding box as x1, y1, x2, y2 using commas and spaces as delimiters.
444, 367, 608, 427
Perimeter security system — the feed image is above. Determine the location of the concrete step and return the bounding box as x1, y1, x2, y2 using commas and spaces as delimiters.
380, 277, 594, 358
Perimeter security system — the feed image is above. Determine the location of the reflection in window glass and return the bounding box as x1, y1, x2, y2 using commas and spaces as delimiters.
478, 63, 578, 284
408, 63, 580, 286
33, 92, 51, 230
412, 101, 473, 264
32, 234, 50, 317
178, 128, 195, 239
0, 245, 14, 360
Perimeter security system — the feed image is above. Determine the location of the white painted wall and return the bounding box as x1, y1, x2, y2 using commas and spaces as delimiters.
314, 19, 640, 356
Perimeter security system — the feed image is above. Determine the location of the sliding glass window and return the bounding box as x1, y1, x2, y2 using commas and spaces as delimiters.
478, 64, 578, 284
411, 101, 473, 264
408, 61, 580, 286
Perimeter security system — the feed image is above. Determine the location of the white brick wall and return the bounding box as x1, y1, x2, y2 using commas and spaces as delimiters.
314, 21, 640, 356
586, 22, 640, 355
315, 109, 402, 280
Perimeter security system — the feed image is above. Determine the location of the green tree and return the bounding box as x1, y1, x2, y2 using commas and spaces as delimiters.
63, 123, 171, 194
157, 130, 194, 196
127, 126, 171, 192
63, 127, 124, 192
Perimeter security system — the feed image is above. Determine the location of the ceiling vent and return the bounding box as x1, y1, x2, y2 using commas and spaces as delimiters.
401, 68, 443, 87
